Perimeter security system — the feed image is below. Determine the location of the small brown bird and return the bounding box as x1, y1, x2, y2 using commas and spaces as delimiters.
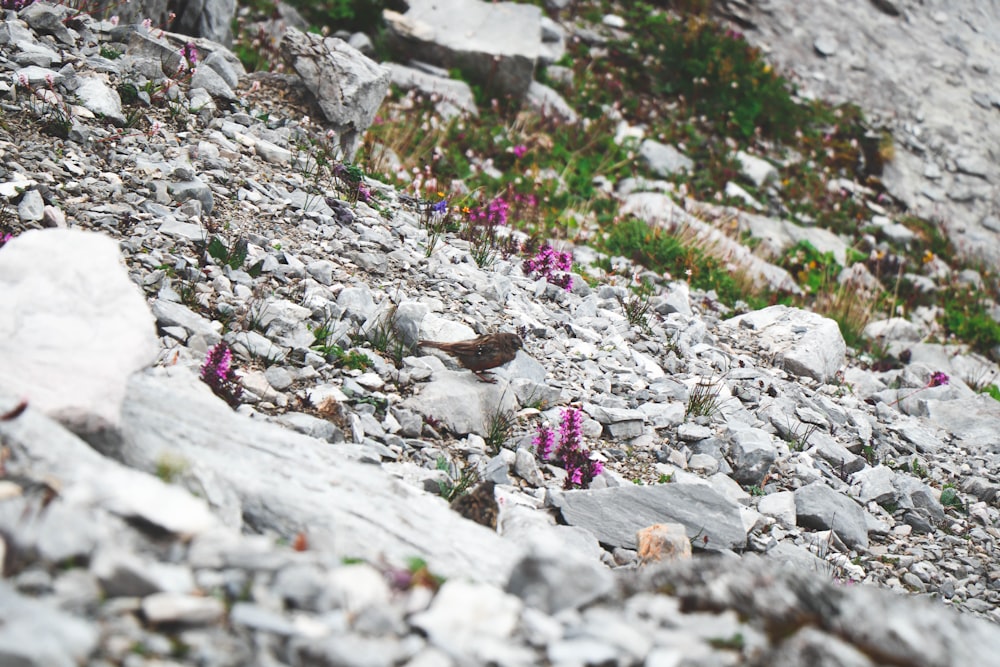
418, 332, 523, 383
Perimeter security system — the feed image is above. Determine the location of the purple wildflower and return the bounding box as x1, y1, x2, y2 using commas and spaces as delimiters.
524, 244, 574, 291
431, 199, 448, 214
533, 408, 603, 489
467, 196, 509, 228
533, 423, 555, 460
357, 183, 372, 203
558, 407, 583, 453
0, 232, 12, 248
200, 342, 242, 408
888, 370, 950, 408
512, 144, 527, 159
181, 42, 199, 67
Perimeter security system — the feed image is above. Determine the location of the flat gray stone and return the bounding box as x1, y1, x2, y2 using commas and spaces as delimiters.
402, 371, 519, 436
638, 140, 694, 176
549, 483, 746, 551
794, 481, 869, 549
75, 76, 125, 124
384, 0, 540, 100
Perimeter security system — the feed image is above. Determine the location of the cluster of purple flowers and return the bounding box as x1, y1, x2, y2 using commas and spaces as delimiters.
467, 196, 509, 227
1, 0, 32, 10
200, 342, 243, 408
534, 408, 604, 489
524, 243, 573, 291
180, 42, 199, 70
929, 371, 950, 387
512, 144, 528, 159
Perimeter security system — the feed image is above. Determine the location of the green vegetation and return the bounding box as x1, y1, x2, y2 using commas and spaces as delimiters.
219, 0, 1000, 363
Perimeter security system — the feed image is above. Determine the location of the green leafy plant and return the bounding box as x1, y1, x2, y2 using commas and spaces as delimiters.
910, 458, 928, 479
608, 8, 806, 141
787, 420, 820, 452
206, 235, 249, 270
940, 484, 965, 512
600, 218, 753, 308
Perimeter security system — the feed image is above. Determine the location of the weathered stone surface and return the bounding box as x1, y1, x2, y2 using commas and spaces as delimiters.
389, 62, 478, 119
638, 140, 694, 176
506, 540, 614, 614
726, 424, 778, 485
0, 229, 158, 435
726, 306, 846, 383
384, 0, 541, 100
172, 0, 236, 44
115, 367, 522, 584
1, 391, 219, 539
402, 370, 519, 436
794, 481, 869, 549
280, 27, 390, 158
550, 483, 747, 551
850, 465, 897, 505
0, 581, 99, 667
637, 523, 692, 564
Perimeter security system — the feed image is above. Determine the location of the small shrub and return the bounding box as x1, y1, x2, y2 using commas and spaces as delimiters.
686, 376, 724, 418
484, 406, 516, 455
436, 456, 480, 502
940, 484, 965, 512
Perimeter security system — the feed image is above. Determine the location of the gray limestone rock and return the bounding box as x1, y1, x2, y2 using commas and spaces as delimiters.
190, 63, 237, 101
638, 140, 694, 177
726, 424, 778, 485
506, 540, 614, 614
389, 63, 478, 119
850, 465, 897, 505
115, 367, 522, 584
0, 230, 158, 436
172, 0, 236, 44
726, 305, 846, 383
794, 481, 869, 549
383, 0, 541, 101
0, 581, 99, 667
550, 483, 747, 551
75, 76, 125, 124
402, 371, 519, 436
280, 28, 390, 159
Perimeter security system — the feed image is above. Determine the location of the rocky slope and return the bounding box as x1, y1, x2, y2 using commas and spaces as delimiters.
720, 0, 1000, 264
2, 2, 1000, 666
